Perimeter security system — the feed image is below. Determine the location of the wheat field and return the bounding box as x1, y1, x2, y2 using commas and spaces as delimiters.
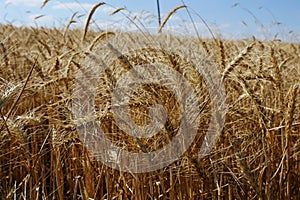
0, 6, 299, 200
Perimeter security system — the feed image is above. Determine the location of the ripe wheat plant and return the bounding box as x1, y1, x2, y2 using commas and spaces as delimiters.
0, 2, 299, 200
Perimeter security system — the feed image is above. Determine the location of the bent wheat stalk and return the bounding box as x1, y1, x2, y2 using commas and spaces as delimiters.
158, 5, 186, 33
82, 2, 106, 42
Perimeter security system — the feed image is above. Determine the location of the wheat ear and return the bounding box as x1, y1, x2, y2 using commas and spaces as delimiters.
82, 2, 106, 42
222, 42, 255, 81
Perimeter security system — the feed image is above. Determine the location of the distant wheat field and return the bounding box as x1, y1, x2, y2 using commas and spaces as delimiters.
0, 13, 299, 200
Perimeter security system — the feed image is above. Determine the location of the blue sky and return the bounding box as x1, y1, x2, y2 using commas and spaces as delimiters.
1, 0, 299, 42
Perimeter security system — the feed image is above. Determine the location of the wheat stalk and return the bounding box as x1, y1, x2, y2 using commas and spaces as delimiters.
158, 5, 186, 33
283, 84, 299, 199
110, 7, 125, 16
88, 31, 115, 51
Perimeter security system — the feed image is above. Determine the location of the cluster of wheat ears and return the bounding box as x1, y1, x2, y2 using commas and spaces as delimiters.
0, 3, 299, 200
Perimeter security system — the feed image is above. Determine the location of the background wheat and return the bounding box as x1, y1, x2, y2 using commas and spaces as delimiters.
0, 19, 299, 200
